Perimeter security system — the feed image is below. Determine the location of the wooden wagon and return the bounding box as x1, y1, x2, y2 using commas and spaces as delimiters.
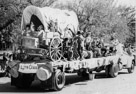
19, 6, 79, 61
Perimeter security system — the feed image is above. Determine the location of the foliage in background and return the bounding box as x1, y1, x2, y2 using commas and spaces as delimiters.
0, 0, 135, 46
0, 0, 57, 46
122, 7, 136, 46
54, 0, 135, 45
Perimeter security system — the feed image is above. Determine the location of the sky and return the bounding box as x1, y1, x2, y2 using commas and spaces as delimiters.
116, 0, 136, 7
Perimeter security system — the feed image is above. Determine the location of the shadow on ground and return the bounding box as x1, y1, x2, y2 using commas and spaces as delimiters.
0, 74, 88, 93
95, 71, 129, 79
0, 71, 130, 93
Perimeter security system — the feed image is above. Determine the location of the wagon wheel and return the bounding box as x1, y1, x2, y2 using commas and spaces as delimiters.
49, 38, 63, 61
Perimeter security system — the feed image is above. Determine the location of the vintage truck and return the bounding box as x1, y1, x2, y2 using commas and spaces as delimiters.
7, 46, 135, 91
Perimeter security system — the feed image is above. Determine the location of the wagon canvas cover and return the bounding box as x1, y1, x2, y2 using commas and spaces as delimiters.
21, 6, 79, 38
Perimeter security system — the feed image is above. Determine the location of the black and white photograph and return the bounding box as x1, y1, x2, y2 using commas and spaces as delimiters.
0, 0, 135, 94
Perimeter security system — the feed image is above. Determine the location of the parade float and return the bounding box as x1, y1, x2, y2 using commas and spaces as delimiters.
7, 6, 135, 91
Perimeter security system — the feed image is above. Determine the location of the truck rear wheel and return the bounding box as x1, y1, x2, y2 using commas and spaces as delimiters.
105, 65, 110, 77
128, 60, 135, 73
52, 70, 65, 91
109, 64, 119, 78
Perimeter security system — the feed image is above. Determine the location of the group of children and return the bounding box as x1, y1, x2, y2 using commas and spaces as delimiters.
23, 22, 45, 39
22, 22, 49, 47
22, 22, 133, 61
62, 31, 129, 61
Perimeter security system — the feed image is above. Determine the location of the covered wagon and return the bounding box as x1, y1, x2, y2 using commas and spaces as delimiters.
20, 5, 79, 61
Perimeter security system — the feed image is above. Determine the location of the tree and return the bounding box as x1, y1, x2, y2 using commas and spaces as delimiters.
0, 0, 57, 31
122, 7, 136, 45
54, 0, 135, 44
0, 0, 57, 50
0, 0, 135, 46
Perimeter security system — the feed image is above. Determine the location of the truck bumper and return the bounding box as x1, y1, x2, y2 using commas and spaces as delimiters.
8, 60, 53, 81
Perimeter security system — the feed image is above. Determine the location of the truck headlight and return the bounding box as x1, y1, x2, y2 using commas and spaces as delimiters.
36, 67, 52, 81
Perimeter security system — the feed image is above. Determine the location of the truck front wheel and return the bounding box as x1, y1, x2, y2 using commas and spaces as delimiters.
52, 70, 65, 91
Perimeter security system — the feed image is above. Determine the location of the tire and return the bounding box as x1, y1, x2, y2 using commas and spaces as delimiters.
13, 74, 33, 89
109, 64, 119, 78
105, 65, 110, 77
128, 60, 135, 73
52, 70, 65, 91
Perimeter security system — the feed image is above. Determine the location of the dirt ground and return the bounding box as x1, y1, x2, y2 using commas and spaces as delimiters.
0, 68, 135, 94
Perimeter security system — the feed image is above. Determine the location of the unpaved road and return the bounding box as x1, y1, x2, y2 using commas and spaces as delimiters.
0, 69, 136, 94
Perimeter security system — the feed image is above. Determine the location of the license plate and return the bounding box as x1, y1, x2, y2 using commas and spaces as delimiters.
18, 63, 38, 73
